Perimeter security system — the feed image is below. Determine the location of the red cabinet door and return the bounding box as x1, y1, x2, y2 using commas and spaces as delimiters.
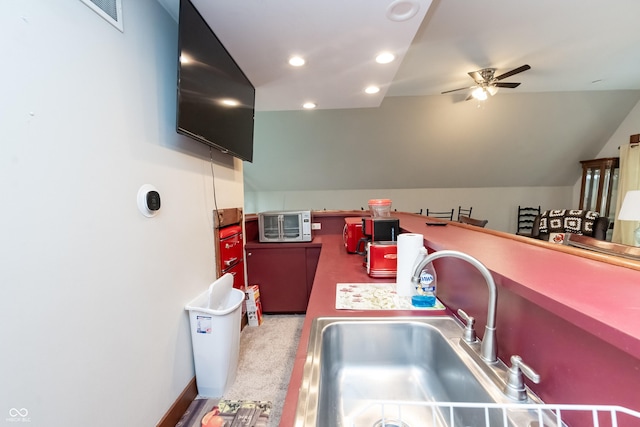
245, 247, 308, 313
219, 225, 243, 270
223, 259, 245, 290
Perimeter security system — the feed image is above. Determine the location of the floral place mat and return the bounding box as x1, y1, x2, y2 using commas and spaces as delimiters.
336, 283, 446, 311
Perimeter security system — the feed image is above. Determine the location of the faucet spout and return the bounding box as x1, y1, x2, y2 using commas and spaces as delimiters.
411, 249, 498, 363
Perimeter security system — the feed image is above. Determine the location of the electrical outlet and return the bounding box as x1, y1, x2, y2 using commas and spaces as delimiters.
312, 222, 321, 230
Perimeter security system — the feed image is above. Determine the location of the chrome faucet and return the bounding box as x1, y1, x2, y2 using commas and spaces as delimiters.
505, 355, 541, 401
411, 249, 498, 363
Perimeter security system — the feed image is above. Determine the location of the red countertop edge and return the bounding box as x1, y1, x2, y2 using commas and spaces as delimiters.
278, 233, 450, 427
270, 212, 640, 426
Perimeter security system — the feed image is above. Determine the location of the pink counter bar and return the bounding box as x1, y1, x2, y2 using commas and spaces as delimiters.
244, 212, 640, 426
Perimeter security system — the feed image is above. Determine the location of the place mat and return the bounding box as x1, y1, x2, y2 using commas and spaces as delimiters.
176, 399, 271, 427
336, 283, 446, 311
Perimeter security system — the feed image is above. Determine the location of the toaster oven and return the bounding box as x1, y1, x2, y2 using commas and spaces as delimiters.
258, 210, 313, 242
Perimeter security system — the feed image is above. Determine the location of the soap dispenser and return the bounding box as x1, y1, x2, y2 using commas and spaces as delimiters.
410, 248, 438, 307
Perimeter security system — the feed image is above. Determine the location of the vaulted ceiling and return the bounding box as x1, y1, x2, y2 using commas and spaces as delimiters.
158, 0, 640, 191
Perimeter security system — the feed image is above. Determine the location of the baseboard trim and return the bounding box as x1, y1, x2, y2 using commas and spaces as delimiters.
156, 376, 197, 427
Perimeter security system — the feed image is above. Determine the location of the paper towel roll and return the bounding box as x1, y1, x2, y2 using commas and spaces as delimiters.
396, 233, 425, 296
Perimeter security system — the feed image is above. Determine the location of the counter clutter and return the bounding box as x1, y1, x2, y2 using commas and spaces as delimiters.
244, 211, 640, 427
335, 283, 446, 311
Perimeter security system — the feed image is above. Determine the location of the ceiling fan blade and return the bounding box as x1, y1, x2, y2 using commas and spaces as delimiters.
441, 86, 475, 94
494, 64, 531, 81
494, 82, 521, 89
495, 64, 531, 80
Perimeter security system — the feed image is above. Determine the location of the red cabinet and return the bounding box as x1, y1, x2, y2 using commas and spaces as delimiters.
218, 224, 245, 290
245, 244, 320, 313
222, 258, 245, 290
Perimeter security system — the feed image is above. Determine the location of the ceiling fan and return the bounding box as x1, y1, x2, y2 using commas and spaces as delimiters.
442, 64, 531, 101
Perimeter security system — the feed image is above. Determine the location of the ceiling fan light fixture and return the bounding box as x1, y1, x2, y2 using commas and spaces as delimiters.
442, 64, 531, 101
472, 87, 488, 101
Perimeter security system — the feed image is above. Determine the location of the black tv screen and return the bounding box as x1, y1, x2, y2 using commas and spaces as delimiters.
176, 0, 255, 162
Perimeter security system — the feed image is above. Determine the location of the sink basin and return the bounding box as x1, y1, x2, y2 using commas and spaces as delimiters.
295, 316, 553, 427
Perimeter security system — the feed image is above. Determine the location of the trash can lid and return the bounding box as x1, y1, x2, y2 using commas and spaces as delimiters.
208, 273, 234, 310
185, 273, 244, 315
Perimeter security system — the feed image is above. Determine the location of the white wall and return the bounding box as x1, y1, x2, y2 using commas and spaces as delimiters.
571, 99, 640, 206
0, 1, 243, 425
245, 186, 573, 233
245, 98, 640, 234
595, 100, 640, 159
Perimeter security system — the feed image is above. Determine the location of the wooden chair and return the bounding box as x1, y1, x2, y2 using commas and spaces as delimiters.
459, 215, 488, 228
425, 209, 454, 220
517, 205, 541, 236
457, 206, 472, 221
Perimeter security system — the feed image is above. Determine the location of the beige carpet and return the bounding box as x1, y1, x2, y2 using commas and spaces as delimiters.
201, 314, 305, 427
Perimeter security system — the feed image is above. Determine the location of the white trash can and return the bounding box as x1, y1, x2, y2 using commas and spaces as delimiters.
185, 273, 244, 398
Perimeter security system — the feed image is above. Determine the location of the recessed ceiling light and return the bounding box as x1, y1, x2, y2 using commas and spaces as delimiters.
302, 102, 317, 109
365, 86, 380, 94
289, 56, 305, 67
376, 52, 395, 64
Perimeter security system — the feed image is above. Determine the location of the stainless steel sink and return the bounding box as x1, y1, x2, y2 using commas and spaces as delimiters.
295, 316, 555, 427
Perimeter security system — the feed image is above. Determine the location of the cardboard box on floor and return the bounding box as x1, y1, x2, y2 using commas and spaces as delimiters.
245, 284, 263, 326
247, 301, 263, 327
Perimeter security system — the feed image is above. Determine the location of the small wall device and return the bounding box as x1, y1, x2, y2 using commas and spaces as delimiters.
137, 184, 161, 217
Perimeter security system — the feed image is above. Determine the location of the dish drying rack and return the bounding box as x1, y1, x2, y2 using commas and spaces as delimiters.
346, 400, 640, 427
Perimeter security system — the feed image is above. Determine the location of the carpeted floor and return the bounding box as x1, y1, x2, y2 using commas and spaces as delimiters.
183, 314, 305, 427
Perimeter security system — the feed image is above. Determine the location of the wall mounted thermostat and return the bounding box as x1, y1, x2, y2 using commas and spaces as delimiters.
137, 184, 161, 217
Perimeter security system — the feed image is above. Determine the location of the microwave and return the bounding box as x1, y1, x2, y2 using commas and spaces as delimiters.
258, 210, 313, 242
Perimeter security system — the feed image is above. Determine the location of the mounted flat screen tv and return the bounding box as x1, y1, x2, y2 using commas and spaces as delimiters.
176, 0, 255, 162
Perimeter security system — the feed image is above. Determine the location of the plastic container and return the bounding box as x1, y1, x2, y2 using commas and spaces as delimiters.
185, 273, 245, 397
368, 199, 392, 217
412, 260, 437, 307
